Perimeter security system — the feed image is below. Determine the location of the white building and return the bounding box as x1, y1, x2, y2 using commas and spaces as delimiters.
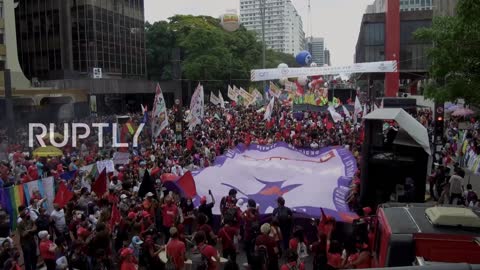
307, 37, 325, 66
366, 0, 433, 13
240, 0, 305, 56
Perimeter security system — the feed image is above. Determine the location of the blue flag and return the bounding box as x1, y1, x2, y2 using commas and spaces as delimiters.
264, 84, 271, 100
60, 170, 77, 181
142, 111, 148, 124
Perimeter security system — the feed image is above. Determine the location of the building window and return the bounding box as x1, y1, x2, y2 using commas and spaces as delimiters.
0, 2, 3, 18
0, 60, 5, 71
0, 33, 3, 44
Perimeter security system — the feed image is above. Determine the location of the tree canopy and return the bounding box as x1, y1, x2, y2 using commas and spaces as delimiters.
145, 15, 298, 90
415, 0, 480, 105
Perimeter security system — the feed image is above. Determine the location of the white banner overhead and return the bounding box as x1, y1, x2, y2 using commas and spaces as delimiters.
250, 61, 398, 81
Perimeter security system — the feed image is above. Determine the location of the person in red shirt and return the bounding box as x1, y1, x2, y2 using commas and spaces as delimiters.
193, 231, 220, 270
310, 233, 327, 269
120, 248, 138, 270
243, 199, 259, 265
289, 227, 308, 263
38, 231, 57, 270
255, 223, 279, 270
218, 218, 239, 263
280, 249, 305, 270
197, 213, 217, 246
161, 195, 179, 243
166, 227, 186, 270
327, 240, 343, 269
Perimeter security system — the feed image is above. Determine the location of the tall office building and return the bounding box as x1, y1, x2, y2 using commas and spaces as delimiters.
366, 0, 433, 13
307, 37, 325, 66
13, 0, 182, 115
15, 0, 146, 81
324, 49, 331, 66
0, 0, 30, 89
240, 0, 305, 56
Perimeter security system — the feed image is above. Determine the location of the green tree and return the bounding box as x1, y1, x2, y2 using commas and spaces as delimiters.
145, 15, 297, 90
145, 21, 176, 81
415, 0, 480, 105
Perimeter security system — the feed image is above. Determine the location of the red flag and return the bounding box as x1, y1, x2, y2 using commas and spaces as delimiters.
295, 81, 304, 95
92, 169, 107, 197
176, 171, 197, 198
326, 121, 334, 130
53, 181, 74, 208
110, 203, 121, 229
119, 124, 129, 153
186, 137, 194, 151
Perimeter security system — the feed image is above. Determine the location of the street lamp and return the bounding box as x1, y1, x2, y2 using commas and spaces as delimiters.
259, 0, 266, 94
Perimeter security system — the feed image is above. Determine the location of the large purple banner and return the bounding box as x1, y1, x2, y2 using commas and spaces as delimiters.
192, 142, 358, 222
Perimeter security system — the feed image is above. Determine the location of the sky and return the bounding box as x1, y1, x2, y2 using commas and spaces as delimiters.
144, 0, 373, 66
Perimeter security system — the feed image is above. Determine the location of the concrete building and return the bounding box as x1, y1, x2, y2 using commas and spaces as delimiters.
434, 0, 459, 16
307, 37, 325, 66
0, 0, 89, 126
366, 0, 433, 13
240, 0, 305, 56
0, 0, 30, 89
357, 0, 460, 97
14, 0, 181, 115
324, 49, 331, 66
355, 6, 433, 96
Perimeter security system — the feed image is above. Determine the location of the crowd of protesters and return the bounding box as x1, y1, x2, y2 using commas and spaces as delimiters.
0, 100, 472, 270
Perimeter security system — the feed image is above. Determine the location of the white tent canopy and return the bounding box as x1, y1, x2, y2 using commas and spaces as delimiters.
363, 108, 431, 155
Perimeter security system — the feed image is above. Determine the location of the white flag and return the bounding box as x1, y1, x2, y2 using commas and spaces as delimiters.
363, 103, 367, 116
374, 103, 379, 111
188, 83, 204, 130
328, 106, 343, 123
342, 105, 351, 119
219, 91, 225, 109
354, 96, 363, 115
253, 88, 263, 103
380, 98, 384, 108
264, 97, 275, 121
210, 92, 220, 105
228, 85, 238, 102
151, 83, 169, 139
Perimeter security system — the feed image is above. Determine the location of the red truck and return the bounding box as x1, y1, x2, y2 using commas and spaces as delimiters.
370, 204, 480, 267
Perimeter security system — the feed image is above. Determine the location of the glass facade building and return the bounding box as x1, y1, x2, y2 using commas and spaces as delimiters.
15, 0, 146, 81
355, 10, 432, 73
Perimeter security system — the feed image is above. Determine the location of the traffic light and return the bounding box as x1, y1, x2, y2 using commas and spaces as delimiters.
434, 103, 445, 142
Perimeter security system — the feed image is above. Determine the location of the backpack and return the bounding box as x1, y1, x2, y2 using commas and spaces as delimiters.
297, 241, 308, 259
255, 245, 269, 267
225, 207, 238, 224
191, 245, 209, 270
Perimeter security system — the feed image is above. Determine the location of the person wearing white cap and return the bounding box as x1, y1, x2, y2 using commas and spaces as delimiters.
38, 230, 57, 270
129, 236, 143, 259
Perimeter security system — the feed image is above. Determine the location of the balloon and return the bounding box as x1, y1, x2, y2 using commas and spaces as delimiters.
324, 82, 329, 87
308, 82, 313, 89
310, 62, 318, 67
297, 76, 308, 86
220, 11, 240, 32
295, 51, 312, 66
279, 77, 288, 86
277, 63, 288, 69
